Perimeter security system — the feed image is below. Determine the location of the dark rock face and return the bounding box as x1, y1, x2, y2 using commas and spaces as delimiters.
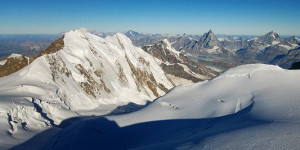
182, 30, 224, 54
0, 55, 29, 77
142, 41, 180, 64
167, 35, 197, 51
142, 40, 218, 83
37, 36, 64, 57
257, 45, 288, 63
221, 37, 250, 51
198, 30, 222, 49
272, 48, 300, 69
160, 63, 202, 82
290, 61, 300, 69
236, 47, 260, 60
282, 36, 300, 45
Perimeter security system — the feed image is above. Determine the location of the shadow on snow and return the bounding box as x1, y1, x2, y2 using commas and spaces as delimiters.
10, 103, 270, 150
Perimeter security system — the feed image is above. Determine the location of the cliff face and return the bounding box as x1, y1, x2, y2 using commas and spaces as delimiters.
142, 39, 218, 85
0, 54, 30, 77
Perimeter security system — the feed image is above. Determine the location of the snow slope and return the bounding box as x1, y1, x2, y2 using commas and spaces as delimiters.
0, 28, 173, 149
13, 64, 300, 150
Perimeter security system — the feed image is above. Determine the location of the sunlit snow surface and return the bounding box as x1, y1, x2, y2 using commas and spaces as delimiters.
0, 29, 173, 149
11, 64, 300, 150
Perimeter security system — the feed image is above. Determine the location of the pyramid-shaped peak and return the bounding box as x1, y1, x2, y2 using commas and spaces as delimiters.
258, 30, 282, 44
198, 29, 221, 49
265, 31, 280, 37
205, 29, 216, 37
204, 29, 216, 38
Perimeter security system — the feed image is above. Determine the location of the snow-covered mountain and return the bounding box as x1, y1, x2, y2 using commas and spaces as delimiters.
282, 36, 300, 45
182, 30, 228, 55
236, 31, 300, 64
94, 30, 165, 47
94, 30, 300, 70
12, 64, 300, 150
0, 28, 174, 149
257, 31, 282, 45
142, 39, 218, 84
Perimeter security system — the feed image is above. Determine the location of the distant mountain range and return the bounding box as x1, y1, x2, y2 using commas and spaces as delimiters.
1, 30, 299, 69
113, 30, 300, 69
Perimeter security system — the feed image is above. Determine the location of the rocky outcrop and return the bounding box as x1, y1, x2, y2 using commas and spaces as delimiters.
0, 54, 30, 77
198, 29, 222, 49
37, 36, 64, 57
0, 36, 65, 77
142, 39, 218, 84
272, 48, 300, 68
282, 36, 299, 45
290, 61, 300, 69
235, 31, 299, 64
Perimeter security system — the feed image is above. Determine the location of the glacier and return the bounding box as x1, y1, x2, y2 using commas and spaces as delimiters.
10, 64, 300, 150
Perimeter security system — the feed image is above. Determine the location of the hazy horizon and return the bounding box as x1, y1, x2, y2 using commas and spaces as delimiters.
0, 29, 300, 37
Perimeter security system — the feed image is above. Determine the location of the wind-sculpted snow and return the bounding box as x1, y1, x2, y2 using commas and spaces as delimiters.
11, 64, 300, 150
0, 28, 173, 149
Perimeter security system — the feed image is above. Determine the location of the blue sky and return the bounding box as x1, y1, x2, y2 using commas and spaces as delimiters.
0, 0, 299, 35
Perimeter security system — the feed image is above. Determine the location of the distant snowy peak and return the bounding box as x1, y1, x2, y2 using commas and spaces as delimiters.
199, 29, 222, 49
283, 36, 300, 45
257, 31, 282, 44
179, 29, 228, 55
124, 30, 142, 38
123, 30, 163, 39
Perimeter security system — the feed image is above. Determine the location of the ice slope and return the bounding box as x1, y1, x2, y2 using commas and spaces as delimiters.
0, 28, 173, 149
14, 64, 300, 150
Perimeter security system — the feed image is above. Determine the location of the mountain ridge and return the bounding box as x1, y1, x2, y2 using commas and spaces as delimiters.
0, 28, 174, 149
